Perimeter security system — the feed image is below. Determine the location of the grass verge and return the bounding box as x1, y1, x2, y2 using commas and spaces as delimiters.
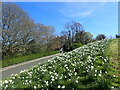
106, 38, 119, 70
105, 38, 120, 88
0, 50, 59, 68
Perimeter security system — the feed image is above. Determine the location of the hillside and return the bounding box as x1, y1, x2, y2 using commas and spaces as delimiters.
1, 39, 119, 89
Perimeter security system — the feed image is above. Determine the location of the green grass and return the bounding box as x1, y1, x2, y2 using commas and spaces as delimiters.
0, 50, 59, 68
106, 38, 119, 69
106, 38, 120, 84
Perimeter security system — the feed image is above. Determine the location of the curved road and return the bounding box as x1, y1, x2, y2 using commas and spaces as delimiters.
0, 54, 60, 80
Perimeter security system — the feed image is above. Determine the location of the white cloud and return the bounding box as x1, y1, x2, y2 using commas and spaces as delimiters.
58, 2, 107, 18
70, 10, 93, 17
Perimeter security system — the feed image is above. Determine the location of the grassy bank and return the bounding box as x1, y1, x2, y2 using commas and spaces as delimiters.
1, 50, 59, 68
1, 39, 118, 89
106, 38, 119, 71
1, 39, 119, 89
105, 38, 120, 88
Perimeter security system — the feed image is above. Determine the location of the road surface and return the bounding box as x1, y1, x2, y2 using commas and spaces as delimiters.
0, 54, 60, 80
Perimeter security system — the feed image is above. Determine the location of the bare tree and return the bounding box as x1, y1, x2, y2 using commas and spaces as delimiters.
73, 22, 84, 43
2, 3, 35, 58
61, 21, 94, 52
64, 21, 84, 44
34, 23, 55, 51
60, 30, 68, 46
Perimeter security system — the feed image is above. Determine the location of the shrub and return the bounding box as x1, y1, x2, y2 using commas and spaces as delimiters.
71, 43, 83, 50
63, 43, 83, 52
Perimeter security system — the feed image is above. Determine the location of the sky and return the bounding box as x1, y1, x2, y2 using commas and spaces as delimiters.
14, 2, 118, 38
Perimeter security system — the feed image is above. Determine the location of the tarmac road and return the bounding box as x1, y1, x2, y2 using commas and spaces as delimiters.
0, 54, 60, 80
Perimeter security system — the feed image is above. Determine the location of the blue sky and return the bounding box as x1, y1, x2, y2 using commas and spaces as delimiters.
15, 2, 118, 38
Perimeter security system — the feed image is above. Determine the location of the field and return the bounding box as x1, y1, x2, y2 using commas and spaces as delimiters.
1, 39, 119, 89
1, 50, 59, 68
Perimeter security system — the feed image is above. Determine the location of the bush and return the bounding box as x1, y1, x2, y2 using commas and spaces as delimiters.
63, 43, 83, 52
63, 44, 70, 52
71, 43, 83, 50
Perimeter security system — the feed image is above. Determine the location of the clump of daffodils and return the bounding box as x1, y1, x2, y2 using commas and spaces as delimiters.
1, 39, 118, 89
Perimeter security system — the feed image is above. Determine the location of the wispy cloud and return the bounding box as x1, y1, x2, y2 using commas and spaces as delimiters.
78, 11, 93, 16
59, 8, 94, 18
58, 2, 106, 18
68, 10, 93, 17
